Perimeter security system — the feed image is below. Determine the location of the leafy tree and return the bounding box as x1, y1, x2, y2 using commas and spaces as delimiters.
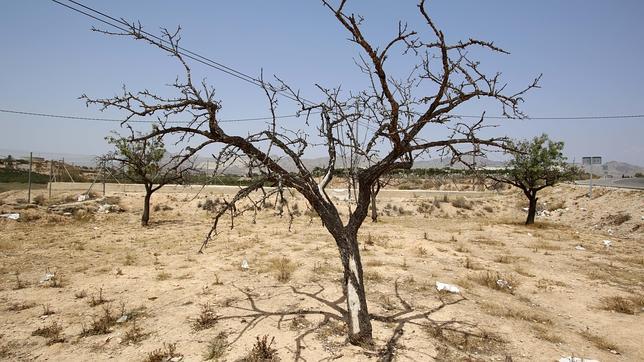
84, 1, 538, 344
103, 133, 191, 226
491, 134, 578, 224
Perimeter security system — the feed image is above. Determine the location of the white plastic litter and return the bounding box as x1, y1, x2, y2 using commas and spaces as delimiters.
575, 245, 586, 251
98, 204, 114, 213
496, 279, 512, 290
602, 240, 612, 247
522, 207, 529, 212
40, 272, 55, 283
77, 194, 89, 202
435, 281, 460, 293
0, 213, 20, 220
558, 357, 599, 362
241, 257, 249, 271
116, 315, 128, 323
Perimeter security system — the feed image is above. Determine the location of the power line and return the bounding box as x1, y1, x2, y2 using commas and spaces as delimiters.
0, 108, 312, 124
48, 0, 644, 133
456, 114, 644, 120
3, 108, 644, 126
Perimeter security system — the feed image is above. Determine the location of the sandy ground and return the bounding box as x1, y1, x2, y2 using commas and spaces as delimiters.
0, 184, 642, 361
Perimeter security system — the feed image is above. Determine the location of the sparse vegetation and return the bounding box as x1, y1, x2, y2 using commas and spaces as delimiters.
580, 329, 619, 352
192, 303, 218, 331
32, 321, 65, 345
600, 295, 643, 315
156, 271, 172, 281
470, 271, 518, 293
243, 335, 278, 362
204, 332, 228, 360
122, 321, 147, 345
80, 305, 117, 336
270, 256, 296, 283
145, 343, 182, 362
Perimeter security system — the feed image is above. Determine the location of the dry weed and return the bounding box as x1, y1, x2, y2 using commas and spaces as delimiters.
145, 343, 182, 362
192, 303, 218, 331
204, 332, 227, 360
469, 271, 518, 293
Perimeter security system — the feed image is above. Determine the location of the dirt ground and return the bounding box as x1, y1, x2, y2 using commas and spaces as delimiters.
0, 183, 642, 361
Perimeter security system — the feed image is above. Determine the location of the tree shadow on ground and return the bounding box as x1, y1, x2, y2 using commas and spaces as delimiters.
218, 280, 506, 361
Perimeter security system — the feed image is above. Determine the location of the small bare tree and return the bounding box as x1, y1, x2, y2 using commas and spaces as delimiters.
83, 0, 538, 344
102, 132, 191, 226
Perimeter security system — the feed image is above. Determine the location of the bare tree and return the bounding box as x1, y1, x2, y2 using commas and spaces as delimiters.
83, 1, 539, 344
102, 132, 192, 226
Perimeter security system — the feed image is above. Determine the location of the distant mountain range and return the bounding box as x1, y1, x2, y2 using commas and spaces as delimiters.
581, 161, 644, 178
2, 148, 642, 177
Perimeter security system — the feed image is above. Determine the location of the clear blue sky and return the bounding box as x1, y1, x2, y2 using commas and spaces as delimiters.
1, 1, 643, 165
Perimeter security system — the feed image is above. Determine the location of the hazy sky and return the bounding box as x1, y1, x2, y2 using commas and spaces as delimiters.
1, 1, 643, 165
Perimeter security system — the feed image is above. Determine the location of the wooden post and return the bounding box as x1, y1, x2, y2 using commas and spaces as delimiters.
27, 152, 33, 203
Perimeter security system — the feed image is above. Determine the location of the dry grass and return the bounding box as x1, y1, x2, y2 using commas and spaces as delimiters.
269, 256, 296, 283
451, 197, 473, 210
532, 325, 564, 344
156, 271, 172, 281
6, 301, 36, 312
424, 323, 505, 356
600, 295, 643, 315
471, 237, 504, 246
463, 257, 483, 270
495, 254, 517, 264
32, 321, 65, 345
580, 329, 619, 351
513, 265, 536, 277
454, 244, 470, 253
469, 271, 518, 293
481, 302, 551, 324
528, 240, 561, 251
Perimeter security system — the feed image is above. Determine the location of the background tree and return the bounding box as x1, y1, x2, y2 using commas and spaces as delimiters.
84, 0, 538, 344
490, 134, 578, 225
103, 132, 191, 226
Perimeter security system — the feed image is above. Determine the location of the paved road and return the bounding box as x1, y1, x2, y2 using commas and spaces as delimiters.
574, 177, 644, 190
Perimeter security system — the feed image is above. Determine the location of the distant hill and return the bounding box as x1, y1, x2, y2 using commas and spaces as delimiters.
582, 161, 644, 178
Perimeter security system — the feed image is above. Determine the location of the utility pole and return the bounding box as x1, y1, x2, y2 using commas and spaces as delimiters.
49, 160, 53, 200
102, 163, 106, 196
27, 152, 33, 203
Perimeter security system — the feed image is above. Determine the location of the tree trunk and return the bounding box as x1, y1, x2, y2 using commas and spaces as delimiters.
337, 231, 373, 345
526, 192, 537, 225
142, 188, 152, 227
370, 193, 378, 223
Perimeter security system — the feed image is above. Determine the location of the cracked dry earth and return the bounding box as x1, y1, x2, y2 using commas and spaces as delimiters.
0, 184, 642, 361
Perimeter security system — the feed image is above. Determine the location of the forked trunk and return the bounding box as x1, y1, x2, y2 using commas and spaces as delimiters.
142, 188, 152, 227
526, 192, 537, 225
338, 232, 373, 345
